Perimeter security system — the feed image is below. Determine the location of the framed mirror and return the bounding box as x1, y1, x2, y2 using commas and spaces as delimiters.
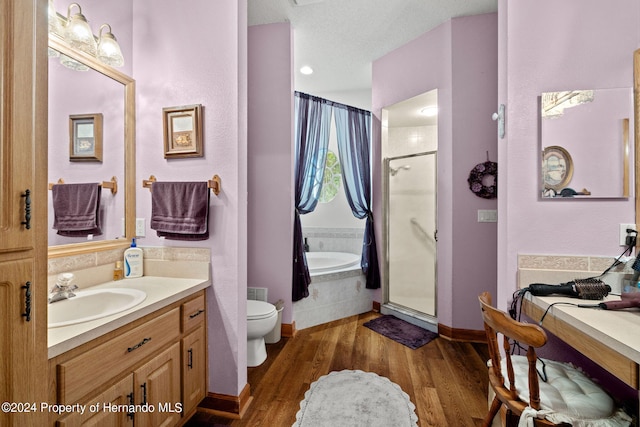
540, 87, 632, 199
48, 34, 135, 257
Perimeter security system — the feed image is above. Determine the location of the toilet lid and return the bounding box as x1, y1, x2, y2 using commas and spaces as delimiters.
247, 300, 276, 320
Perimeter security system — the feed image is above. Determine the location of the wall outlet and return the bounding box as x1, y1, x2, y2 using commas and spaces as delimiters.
136, 218, 146, 237
619, 223, 637, 246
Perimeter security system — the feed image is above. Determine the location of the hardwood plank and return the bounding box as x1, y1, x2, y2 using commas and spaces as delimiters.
186, 312, 489, 427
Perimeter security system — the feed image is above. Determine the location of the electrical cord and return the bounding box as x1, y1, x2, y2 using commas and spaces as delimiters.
537, 301, 601, 325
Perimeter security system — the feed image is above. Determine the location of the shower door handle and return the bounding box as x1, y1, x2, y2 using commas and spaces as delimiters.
434, 230, 438, 242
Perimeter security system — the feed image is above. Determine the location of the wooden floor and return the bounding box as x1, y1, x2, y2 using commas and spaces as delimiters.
185, 311, 490, 427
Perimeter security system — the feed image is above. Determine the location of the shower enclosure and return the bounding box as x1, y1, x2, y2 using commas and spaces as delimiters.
383, 151, 437, 327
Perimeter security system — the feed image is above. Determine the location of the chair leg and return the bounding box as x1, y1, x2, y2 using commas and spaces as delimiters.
482, 396, 502, 427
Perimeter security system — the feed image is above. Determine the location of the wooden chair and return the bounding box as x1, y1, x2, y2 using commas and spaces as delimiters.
478, 291, 630, 427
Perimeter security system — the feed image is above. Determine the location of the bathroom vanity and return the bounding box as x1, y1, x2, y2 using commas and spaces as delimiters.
46, 274, 209, 427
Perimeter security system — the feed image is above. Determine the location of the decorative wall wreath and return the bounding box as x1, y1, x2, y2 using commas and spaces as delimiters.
467, 161, 497, 199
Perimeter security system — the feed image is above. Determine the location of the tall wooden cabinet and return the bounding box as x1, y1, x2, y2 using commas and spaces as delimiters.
0, 0, 48, 426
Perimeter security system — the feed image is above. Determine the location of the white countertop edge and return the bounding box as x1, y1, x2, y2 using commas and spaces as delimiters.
525, 293, 640, 364
48, 276, 211, 359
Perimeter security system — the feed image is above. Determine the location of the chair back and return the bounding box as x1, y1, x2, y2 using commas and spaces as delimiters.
478, 292, 548, 412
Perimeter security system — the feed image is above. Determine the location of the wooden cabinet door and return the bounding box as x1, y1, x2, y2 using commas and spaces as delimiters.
57, 375, 134, 427
182, 325, 206, 417
134, 343, 182, 427
0, 259, 46, 426
0, 0, 46, 254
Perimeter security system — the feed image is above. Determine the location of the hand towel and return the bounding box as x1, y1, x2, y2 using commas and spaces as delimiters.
150, 181, 210, 240
52, 183, 103, 237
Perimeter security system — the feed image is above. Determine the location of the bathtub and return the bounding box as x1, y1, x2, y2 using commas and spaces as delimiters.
305, 251, 360, 274
294, 251, 371, 330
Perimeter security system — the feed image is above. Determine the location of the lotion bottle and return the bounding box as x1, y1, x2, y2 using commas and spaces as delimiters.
124, 238, 143, 278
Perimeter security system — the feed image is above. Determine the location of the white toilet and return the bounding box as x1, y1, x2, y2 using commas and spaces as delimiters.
247, 300, 278, 367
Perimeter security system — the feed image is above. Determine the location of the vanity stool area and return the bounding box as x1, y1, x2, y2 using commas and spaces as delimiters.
46, 267, 210, 427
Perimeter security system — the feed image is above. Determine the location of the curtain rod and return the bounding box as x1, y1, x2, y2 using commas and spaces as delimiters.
295, 91, 371, 116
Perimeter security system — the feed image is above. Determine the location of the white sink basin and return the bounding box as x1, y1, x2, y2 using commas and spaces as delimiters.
48, 288, 147, 328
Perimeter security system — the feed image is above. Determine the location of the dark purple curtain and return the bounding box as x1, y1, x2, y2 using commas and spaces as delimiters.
292, 92, 333, 301
334, 105, 380, 289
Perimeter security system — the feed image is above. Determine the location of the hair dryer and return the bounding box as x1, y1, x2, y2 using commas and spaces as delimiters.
527, 279, 611, 300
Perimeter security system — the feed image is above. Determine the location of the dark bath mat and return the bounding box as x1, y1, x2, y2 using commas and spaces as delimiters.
364, 315, 438, 349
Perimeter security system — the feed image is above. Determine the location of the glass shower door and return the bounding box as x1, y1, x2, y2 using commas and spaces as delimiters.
386, 152, 437, 317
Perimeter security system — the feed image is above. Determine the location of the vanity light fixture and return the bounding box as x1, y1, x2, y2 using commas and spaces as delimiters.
48, 0, 63, 57
59, 53, 89, 71
300, 65, 314, 75
48, 1, 125, 69
48, 0, 63, 34
64, 3, 97, 57
97, 24, 125, 67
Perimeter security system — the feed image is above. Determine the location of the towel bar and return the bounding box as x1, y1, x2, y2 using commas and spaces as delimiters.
142, 174, 221, 196
48, 177, 118, 195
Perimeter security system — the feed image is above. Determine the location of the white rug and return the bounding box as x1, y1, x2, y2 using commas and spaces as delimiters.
293, 370, 418, 427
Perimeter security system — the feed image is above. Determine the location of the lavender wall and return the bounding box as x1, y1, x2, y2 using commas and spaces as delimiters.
373, 13, 498, 330
133, 0, 247, 397
497, 0, 639, 310
497, 0, 640, 406
247, 23, 295, 323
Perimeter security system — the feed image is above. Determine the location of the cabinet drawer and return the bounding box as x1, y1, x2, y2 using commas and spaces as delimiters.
58, 308, 180, 405
182, 292, 205, 332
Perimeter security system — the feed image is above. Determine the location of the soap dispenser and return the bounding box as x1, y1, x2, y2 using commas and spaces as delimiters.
304, 237, 310, 252
124, 238, 143, 278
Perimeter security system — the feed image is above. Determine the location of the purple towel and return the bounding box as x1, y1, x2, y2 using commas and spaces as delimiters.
150, 181, 210, 240
52, 183, 102, 237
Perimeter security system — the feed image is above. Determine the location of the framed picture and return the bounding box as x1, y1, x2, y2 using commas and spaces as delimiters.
163, 104, 203, 158
69, 113, 103, 162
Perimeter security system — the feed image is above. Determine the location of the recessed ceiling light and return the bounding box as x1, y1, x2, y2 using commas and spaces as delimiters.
420, 106, 438, 117
300, 65, 314, 75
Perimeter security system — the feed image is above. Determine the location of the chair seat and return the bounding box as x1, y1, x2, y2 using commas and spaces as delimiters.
502, 355, 631, 426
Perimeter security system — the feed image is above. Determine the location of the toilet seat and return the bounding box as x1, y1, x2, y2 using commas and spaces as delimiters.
247, 300, 276, 321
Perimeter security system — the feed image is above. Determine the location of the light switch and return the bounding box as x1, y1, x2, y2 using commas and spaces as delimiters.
478, 209, 497, 223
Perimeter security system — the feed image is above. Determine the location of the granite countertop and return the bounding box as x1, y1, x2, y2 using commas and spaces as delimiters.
48, 275, 210, 359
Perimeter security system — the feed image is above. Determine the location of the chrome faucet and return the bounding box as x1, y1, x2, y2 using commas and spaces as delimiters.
48, 273, 78, 303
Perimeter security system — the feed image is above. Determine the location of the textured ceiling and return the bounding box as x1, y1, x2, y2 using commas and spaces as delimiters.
248, 0, 498, 95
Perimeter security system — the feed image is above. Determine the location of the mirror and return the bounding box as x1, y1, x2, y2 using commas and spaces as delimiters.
540, 87, 632, 199
48, 35, 135, 257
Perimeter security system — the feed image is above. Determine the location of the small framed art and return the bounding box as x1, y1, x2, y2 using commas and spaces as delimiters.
163, 104, 203, 158
69, 113, 103, 162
